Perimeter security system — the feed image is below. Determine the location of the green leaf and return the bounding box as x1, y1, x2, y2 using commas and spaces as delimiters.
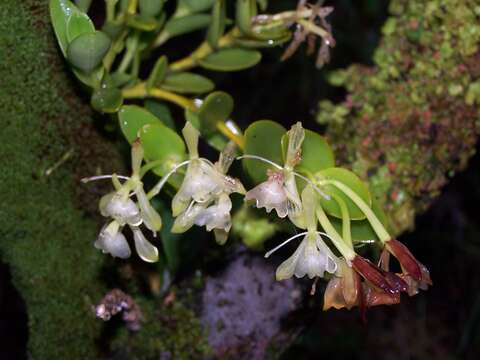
198, 91, 233, 133
139, 0, 165, 17
236, 0, 257, 35
50, 0, 84, 56
185, 110, 227, 151
162, 72, 215, 94
177, 0, 215, 15
110, 71, 134, 87
244, 120, 286, 183
127, 14, 159, 31
66, 31, 111, 73
164, 14, 211, 39
66, 11, 94, 42
146, 56, 168, 91
145, 100, 176, 130
207, 0, 226, 48
199, 48, 262, 71
317, 167, 372, 220
91, 85, 123, 113
118, 105, 164, 143
72, 66, 104, 88
74, 0, 92, 12
139, 123, 187, 176
234, 33, 291, 48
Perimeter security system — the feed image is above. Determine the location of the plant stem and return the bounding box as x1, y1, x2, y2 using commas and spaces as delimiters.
318, 179, 391, 243
122, 82, 196, 110
217, 122, 245, 150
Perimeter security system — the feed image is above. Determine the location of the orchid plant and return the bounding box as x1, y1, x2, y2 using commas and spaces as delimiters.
50, 0, 431, 317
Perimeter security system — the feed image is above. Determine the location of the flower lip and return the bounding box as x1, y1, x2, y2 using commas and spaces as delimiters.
245, 170, 289, 218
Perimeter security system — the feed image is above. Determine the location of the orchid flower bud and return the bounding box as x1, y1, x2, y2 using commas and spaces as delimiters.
95, 221, 131, 259
131, 226, 159, 263
284, 122, 305, 170
99, 191, 142, 226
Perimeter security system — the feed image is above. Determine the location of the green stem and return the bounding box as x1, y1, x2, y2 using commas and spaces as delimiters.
318, 179, 391, 243
331, 193, 353, 250
316, 204, 356, 260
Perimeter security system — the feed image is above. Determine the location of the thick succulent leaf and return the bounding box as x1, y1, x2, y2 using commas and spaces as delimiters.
91, 85, 123, 113
74, 0, 92, 12
162, 72, 215, 94
236, 0, 257, 35
317, 167, 372, 220
66, 31, 111, 73
50, 0, 83, 56
72, 66, 104, 88
207, 0, 226, 48
164, 14, 211, 39
146, 56, 168, 90
176, 0, 215, 16
234, 33, 291, 48
244, 120, 286, 183
118, 105, 164, 143
139, 123, 187, 176
199, 48, 262, 71
66, 11, 94, 42
197, 91, 233, 134
139, 0, 165, 17
145, 100, 176, 130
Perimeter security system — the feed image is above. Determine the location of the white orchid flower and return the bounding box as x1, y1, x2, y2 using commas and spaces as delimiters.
94, 221, 131, 259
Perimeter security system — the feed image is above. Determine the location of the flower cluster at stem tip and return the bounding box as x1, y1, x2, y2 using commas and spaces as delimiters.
84, 122, 431, 315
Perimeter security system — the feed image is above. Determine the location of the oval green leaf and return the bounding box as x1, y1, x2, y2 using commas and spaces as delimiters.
147, 56, 168, 90
139, 0, 165, 17
299, 129, 335, 172
162, 72, 215, 94
317, 167, 372, 220
91, 86, 123, 113
66, 11, 94, 42
50, 0, 84, 56
244, 120, 286, 183
199, 48, 262, 71
164, 14, 211, 39
234, 33, 291, 48
207, 0, 226, 48
139, 123, 187, 176
67, 31, 111, 73
236, 0, 257, 35
198, 91, 233, 133
118, 105, 164, 143
182, 0, 215, 13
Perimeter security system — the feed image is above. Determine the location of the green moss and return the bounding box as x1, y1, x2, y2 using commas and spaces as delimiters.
0, 1, 112, 358
111, 294, 210, 360
320, 0, 480, 234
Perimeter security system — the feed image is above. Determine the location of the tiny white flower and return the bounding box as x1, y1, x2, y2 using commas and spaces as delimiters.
99, 191, 142, 226
194, 193, 232, 232
245, 170, 289, 218
276, 232, 338, 280
95, 221, 131, 259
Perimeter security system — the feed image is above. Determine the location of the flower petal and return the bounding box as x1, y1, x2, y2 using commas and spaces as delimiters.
95, 221, 131, 259
132, 227, 158, 263
136, 186, 162, 232
245, 176, 288, 218
275, 240, 306, 280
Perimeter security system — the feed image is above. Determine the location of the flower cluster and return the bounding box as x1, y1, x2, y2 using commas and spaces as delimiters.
91, 141, 161, 262
170, 123, 245, 244
85, 120, 430, 317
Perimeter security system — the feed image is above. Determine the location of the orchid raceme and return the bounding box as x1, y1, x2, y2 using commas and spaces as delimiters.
83, 140, 160, 262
